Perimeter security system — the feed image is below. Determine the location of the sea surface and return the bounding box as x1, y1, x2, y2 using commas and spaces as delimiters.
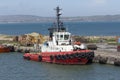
0, 52, 120, 80
0, 22, 120, 36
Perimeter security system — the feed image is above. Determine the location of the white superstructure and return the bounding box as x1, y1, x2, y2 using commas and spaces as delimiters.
40, 6, 86, 52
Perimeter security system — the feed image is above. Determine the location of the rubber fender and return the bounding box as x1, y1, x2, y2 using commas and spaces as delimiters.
57, 55, 62, 60
72, 54, 76, 58
85, 52, 89, 57
65, 54, 70, 59
88, 52, 94, 58
23, 56, 26, 59
50, 55, 54, 61
88, 52, 92, 57
87, 52, 94, 59
27, 56, 31, 60
38, 56, 42, 62
55, 55, 61, 60
86, 53, 92, 60
81, 53, 85, 58
61, 55, 66, 60
69, 54, 75, 59
55, 55, 59, 60
74, 53, 79, 58
114, 60, 120, 66
78, 53, 82, 58
91, 52, 95, 57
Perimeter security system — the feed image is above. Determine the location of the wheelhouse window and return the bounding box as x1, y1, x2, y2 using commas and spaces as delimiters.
64, 35, 69, 40
60, 35, 63, 40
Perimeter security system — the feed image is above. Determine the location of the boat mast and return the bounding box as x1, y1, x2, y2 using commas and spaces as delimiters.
48, 6, 66, 39
55, 6, 62, 32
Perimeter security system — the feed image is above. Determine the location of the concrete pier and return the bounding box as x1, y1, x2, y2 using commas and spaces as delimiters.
93, 43, 120, 66
14, 45, 41, 53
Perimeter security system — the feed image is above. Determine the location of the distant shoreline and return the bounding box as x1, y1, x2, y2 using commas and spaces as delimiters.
1, 21, 120, 24
0, 15, 120, 23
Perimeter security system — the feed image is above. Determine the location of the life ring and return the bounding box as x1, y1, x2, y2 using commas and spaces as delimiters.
38, 56, 42, 62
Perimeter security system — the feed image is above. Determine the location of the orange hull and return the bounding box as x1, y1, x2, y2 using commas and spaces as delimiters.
23, 50, 94, 65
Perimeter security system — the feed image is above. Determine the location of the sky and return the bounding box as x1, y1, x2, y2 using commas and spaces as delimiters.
0, 0, 120, 17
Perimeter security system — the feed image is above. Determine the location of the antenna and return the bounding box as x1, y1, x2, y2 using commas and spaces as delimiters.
55, 6, 62, 32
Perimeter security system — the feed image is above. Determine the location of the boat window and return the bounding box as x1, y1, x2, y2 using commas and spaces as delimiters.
60, 35, 63, 40
64, 35, 69, 40
44, 42, 48, 46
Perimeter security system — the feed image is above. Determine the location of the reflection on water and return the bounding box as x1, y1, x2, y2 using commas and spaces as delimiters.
0, 52, 119, 80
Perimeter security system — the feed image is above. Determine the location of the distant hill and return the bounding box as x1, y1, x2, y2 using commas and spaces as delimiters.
0, 15, 120, 23
0, 15, 54, 23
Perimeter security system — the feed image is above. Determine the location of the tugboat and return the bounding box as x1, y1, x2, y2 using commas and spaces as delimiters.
23, 6, 94, 64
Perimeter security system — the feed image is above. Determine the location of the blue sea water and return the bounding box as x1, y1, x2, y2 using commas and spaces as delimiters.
0, 52, 120, 80
0, 22, 120, 36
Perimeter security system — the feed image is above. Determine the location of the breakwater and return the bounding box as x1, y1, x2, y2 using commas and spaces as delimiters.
93, 43, 120, 66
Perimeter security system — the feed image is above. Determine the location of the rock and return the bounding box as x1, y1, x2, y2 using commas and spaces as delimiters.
87, 44, 97, 50
114, 59, 120, 66
99, 57, 108, 64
